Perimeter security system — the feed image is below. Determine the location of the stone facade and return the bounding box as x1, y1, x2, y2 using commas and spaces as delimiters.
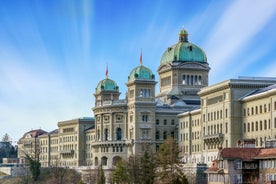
16, 29, 276, 183
178, 80, 276, 166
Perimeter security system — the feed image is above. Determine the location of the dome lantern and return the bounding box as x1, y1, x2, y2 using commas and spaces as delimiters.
160, 28, 207, 65
179, 28, 188, 42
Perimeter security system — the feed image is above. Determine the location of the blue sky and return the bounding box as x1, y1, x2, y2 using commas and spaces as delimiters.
0, 0, 276, 143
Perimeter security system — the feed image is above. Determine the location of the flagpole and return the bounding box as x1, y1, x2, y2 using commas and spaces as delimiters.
140, 48, 142, 65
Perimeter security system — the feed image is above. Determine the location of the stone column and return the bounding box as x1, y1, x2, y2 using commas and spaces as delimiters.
110, 112, 113, 140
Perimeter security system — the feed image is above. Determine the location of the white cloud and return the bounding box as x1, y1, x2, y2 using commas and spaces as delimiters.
204, 0, 276, 80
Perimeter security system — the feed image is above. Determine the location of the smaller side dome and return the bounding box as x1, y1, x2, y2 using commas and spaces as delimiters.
128, 65, 155, 81
96, 78, 119, 93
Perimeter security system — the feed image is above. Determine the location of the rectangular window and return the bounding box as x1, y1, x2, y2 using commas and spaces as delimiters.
142, 115, 148, 122
156, 119, 159, 125
139, 89, 151, 98
260, 121, 263, 130
260, 105, 262, 113
234, 160, 242, 169
171, 119, 175, 125
234, 174, 242, 184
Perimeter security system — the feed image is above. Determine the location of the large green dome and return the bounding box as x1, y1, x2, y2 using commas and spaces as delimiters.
160, 28, 207, 65
96, 78, 119, 93
128, 65, 155, 81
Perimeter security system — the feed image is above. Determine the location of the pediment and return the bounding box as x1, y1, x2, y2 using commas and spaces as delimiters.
158, 64, 171, 72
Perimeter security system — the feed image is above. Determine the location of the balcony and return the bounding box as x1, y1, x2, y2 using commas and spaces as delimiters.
91, 140, 126, 147
60, 150, 74, 154
203, 133, 224, 143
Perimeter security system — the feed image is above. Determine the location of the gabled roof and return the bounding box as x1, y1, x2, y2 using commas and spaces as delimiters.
47, 129, 58, 135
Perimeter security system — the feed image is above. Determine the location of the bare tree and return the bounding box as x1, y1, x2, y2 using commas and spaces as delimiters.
156, 137, 187, 184
2, 133, 11, 142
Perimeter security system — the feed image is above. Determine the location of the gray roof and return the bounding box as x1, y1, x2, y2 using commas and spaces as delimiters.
242, 84, 276, 99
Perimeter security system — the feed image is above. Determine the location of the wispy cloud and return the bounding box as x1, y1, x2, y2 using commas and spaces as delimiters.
204, 0, 276, 82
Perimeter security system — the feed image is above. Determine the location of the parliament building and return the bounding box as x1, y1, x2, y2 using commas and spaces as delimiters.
18, 28, 276, 182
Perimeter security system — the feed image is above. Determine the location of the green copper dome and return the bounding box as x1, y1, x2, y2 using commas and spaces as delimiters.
128, 65, 155, 81
160, 28, 207, 65
96, 78, 119, 93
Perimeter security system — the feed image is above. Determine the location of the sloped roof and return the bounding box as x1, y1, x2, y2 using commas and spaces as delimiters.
21, 129, 48, 139
242, 84, 276, 99
254, 148, 276, 159
220, 148, 261, 161
205, 160, 220, 172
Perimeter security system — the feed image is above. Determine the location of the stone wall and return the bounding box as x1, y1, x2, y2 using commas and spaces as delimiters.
0, 166, 29, 177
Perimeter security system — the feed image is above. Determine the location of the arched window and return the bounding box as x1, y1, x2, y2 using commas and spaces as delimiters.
101, 156, 108, 166
112, 156, 121, 166
95, 157, 98, 166
198, 76, 202, 85
104, 128, 108, 141
97, 129, 100, 140
116, 128, 122, 140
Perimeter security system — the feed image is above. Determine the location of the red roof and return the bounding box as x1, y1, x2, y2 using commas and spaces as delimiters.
254, 148, 276, 159
21, 129, 47, 139
221, 148, 261, 161
206, 160, 220, 172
